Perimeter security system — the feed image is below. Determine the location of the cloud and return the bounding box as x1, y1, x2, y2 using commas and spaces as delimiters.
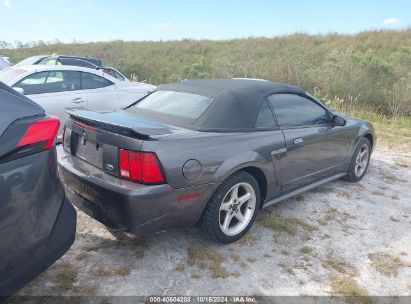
383, 18, 401, 25
3, 0, 11, 9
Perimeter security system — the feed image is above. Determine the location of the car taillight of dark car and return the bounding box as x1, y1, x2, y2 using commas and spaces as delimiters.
0, 116, 60, 164
119, 149, 165, 184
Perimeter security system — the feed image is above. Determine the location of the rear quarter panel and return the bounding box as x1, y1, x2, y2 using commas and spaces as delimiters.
142, 130, 285, 201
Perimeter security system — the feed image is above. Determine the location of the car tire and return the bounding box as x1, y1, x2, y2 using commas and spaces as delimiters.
199, 171, 260, 244
344, 137, 371, 182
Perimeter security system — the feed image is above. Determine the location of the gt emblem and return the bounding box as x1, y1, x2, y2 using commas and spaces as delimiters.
105, 164, 114, 171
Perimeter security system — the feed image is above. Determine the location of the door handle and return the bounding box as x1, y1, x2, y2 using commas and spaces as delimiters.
71, 97, 84, 104
293, 137, 304, 145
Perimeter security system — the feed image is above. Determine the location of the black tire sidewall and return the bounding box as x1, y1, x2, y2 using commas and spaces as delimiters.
202, 171, 260, 244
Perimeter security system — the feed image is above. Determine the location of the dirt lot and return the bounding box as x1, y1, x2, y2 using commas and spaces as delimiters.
15, 146, 411, 299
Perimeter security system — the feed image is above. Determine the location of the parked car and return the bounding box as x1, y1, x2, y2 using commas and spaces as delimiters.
14, 55, 102, 69
98, 66, 129, 82
0, 56, 11, 70
58, 79, 375, 243
15, 55, 129, 81
0, 65, 155, 140
0, 81, 76, 298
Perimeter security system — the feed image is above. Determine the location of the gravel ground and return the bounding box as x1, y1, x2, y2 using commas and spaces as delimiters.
15, 146, 411, 299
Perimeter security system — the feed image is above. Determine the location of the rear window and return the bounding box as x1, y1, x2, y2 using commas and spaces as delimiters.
132, 91, 213, 120
0, 68, 26, 83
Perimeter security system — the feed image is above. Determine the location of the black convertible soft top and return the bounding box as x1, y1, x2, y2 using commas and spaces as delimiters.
156, 79, 307, 130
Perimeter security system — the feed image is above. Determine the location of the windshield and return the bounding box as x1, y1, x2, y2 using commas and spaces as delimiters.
0, 68, 26, 83
130, 91, 213, 121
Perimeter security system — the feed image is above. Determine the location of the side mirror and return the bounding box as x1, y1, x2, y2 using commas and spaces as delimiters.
13, 87, 25, 95
332, 115, 346, 126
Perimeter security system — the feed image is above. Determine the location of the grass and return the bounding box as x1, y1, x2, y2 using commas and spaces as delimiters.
76, 252, 90, 261
188, 246, 223, 264
175, 264, 185, 271
54, 262, 78, 292
258, 213, 319, 240
94, 264, 111, 277
258, 214, 293, 234
114, 266, 131, 276
324, 258, 357, 276
299, 246, 314, 255
187, 246, 236, 279
91, 263, 131, 277
236, 234, 256, 246
368, 252, 403, 277
231, 254, 240, 262
371, 190, 385, 196
279, 262, 295, 275
75, 284, 99, 295
342, 108, 411, 151
330, 276, 371, 304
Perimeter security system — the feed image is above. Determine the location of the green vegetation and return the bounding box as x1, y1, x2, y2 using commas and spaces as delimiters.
368, 252, 403, 277
187, 246, 237, 278
2, 29, 410, 147
330, 276, 371, 304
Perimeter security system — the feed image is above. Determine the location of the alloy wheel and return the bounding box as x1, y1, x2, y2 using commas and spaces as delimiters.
354, 144, 369, 177
218, 182, 256, 236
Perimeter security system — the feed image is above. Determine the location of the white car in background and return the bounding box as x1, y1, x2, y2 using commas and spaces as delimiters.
0, 56, 11, 70
0, 65, 155, 139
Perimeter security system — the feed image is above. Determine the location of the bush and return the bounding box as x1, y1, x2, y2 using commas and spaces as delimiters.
2, 29, 411, 116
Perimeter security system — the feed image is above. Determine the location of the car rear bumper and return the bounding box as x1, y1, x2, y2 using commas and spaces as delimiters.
57, 146, 218, 235
0, 196, 76, 299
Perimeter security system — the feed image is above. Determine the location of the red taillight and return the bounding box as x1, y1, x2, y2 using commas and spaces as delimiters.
73, 121, 97, 132
17, 117, 60, 150
119, 149, 164, 184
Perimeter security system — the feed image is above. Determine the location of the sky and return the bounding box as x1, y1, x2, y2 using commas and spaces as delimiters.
0, 0, 410, 43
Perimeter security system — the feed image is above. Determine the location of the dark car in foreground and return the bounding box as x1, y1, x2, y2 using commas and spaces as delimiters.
0, 82, 76, 298
58, 79, 375, 243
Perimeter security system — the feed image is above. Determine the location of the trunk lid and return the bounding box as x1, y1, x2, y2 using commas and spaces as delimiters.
64, 110, 176, 178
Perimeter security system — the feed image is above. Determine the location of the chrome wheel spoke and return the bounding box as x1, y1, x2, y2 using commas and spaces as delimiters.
238, 192, 251, 205
220, 202, 231, 212
230, 185, 239, 201
222, 213, 234, 232
234, 211, 245, 223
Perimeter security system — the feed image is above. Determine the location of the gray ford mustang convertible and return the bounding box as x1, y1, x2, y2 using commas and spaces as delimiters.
58, 79, 375, 243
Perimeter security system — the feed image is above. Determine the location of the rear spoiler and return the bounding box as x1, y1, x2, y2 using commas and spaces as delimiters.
66, 110, 173, 138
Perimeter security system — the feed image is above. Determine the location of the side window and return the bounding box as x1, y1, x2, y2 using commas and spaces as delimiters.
102, 68, 115, 78
114, 71, 125, 81
13, 71, 48, 95
81, 72, 112, 90
268, 94, 331, 128
13, 71, 80, 95
56, 71, 80, 91
255, 101, 276, 129
39, 58, 62, 66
